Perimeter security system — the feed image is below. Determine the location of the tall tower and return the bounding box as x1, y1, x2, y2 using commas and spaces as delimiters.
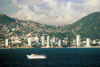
35, 35, 39, 46
41, 35, 45, 46
85, 38, 91, 47
58, 39, 61, 47
62, 40, 65, 47
47, 36, 50, 47
6, 39, 8, 46
28, 38, 31, 46
76, 35, 80, 46
53, 36, 56, 43
87, 38, 90, 46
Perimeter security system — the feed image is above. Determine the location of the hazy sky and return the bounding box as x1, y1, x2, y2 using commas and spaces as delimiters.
0, 0, 100, 25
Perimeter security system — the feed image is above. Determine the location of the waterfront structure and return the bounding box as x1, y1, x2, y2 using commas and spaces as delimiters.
85, 38, 91, 47
76, 35, 80, 46
28, 38, 31, 46
35, 35, 39, 46
98, 41, 100, 45
58, 39, 61, 47
41, 34, 45, 46
6, 39, 8, 46
93, 40, 97, 44
53, 36, 56, 43
65, 41, 68, 46
11, 40, 22, 44
62, 40, 65, 47
87, 38, 90, 46
47, 36, 50, 47
72, 40, 76, 46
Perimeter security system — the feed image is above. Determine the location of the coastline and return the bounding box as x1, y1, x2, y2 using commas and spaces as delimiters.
0, 46, 100, 49
67, 46, 100, 48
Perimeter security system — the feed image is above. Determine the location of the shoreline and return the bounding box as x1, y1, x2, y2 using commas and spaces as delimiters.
0, 46, 100, 49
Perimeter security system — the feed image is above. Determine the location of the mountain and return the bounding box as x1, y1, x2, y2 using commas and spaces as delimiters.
0, 12, 100, 41
0, 14, 68, 40
63, 12, 100, 40
0, 14, 15, 24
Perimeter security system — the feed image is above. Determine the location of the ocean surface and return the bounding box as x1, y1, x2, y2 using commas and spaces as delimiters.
0, 48, 100, 67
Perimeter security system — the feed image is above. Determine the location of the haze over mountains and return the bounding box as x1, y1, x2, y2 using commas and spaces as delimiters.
0, 12, 100, 40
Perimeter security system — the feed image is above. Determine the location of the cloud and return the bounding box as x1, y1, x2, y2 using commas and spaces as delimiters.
10, 0, 100, 25
19, 0, 45, 6
12, 0, 17, 4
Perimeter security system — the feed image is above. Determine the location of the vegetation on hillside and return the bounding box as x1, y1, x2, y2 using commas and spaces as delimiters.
63, 12, 100, 40
0, 12, 100, 41
49, 32, 75, 40
0, 14, 15, 24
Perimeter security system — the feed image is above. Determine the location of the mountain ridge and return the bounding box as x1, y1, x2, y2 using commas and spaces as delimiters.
0, 12, 100, 40
0, 14, 15, 24
63, 12, 100, 40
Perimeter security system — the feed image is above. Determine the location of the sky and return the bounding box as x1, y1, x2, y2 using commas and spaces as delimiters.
0, 0, 100, 25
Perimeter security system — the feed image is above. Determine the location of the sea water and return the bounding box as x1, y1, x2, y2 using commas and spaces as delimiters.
0, 48, 100, 67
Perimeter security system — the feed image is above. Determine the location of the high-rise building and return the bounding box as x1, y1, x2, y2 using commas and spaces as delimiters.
35, 35, 39, 46
58, 39, 61, 47
6, 39, 8, 46
87, 38, 90, 46
62, 40, 65, 47
28, 38, 31, 46
41, 35, 45, 46
53, 36, 56, 43
85, 38, 91, 47
47, 36, 50, 47
76, 35, 80, 46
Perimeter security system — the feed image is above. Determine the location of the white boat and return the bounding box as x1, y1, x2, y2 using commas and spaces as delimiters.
26, 54, 46, 59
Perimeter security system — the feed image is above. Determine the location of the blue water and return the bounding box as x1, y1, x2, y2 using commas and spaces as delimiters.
0, 48, 100, 67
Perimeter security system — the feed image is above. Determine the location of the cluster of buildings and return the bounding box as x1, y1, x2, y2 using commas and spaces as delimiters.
3, 34, 100, 48
27, 34, 64, 48
76, 35, 91, 47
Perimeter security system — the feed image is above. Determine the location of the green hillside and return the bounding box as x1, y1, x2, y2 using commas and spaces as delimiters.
64, 12, 100, 40
0, 14, 15, 24
0, 12, 100, 40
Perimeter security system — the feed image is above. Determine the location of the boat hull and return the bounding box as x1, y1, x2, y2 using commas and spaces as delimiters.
27, 55, 46, 59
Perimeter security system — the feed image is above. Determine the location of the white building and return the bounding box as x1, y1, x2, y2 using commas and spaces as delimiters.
28, 38, 31, 46
47, 36, 50, 47
64, 37, 68, 40
93, 40, 97, 44
41, 35, 45, 46
53, 36, 56, 43
62, 40, 65, 47
12, 40, 22, 44
58, 39, 61, 47
6, 39, 8, 46
87, 38, 90, 46
85, 38, 91, 47
35, 35, 39, 46
76, 35, 80, 46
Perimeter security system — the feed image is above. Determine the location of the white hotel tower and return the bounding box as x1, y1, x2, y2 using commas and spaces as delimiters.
47, 36, 50, 47
28, 38, 31, 46
41, 34, 45, 46
35, 35, 39, 46
76, 35, 80, 46
62, 40, 65, 47
85, 38, 91, 47
58, 39, 61, 47
6, 39, 8, 46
